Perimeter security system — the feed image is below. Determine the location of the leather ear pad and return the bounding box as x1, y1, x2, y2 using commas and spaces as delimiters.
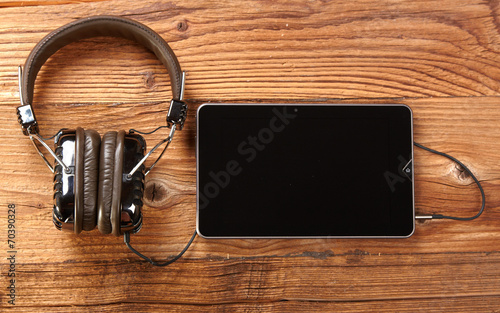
97, 130, 125, 235
74, 128, 84, 234
74, 127, 101, 234
82, 129, 101, 231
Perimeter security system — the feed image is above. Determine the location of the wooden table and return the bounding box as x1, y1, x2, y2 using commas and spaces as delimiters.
1, 0, 499, 311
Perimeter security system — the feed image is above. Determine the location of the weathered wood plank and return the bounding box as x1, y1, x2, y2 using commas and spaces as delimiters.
0, 0, 499, 311
2, 0, 500, 103
10, 253, 500, 308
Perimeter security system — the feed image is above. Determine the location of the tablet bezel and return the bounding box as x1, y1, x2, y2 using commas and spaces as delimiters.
196, 103, 415, 239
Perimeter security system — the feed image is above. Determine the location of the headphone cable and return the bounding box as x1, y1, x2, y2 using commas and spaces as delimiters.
414, 142, 486, 221
124, 230, 197, 266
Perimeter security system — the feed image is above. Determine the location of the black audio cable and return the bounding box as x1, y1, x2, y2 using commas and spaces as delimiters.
124, 230, 197, 266
414, 142, 486, 221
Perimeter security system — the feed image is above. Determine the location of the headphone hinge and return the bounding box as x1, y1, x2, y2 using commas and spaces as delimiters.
17, 66, 39, 136
17, 104, 38, 136
166, 99, 188, 130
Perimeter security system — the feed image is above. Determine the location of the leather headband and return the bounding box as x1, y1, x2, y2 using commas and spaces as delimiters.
18, 15, 184, 135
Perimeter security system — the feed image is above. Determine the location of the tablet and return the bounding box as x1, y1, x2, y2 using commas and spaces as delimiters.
196, 104, 414, 238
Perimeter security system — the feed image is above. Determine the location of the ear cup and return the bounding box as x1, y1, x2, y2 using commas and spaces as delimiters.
74, 127, 101, 234
81, 129, 101, 231
73, 128, 85, 234
97, 130, 125, 235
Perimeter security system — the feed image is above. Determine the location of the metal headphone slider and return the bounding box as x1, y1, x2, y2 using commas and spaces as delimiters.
166, 72, 187, 130
17, 66, 38, 136
167, 100, 187, 130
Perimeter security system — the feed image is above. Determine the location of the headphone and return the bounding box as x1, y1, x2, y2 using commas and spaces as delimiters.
16, 16, 187, 236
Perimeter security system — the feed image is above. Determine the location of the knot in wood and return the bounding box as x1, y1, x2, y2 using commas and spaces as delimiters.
177, 20, 188, 32
141, 71, 156, 90
454, 163, 471, 181
143, 178, 170, 208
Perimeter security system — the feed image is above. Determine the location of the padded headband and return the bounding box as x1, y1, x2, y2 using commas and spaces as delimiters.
18, 15, 184, 135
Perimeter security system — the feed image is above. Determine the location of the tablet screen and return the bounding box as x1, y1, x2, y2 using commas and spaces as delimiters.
197, 104, 414, 238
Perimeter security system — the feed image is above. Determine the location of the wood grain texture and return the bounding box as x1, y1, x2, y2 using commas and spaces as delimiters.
0, 0, 500, 311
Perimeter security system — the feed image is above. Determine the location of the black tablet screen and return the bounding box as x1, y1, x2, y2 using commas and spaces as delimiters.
197, 104, 414, 237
